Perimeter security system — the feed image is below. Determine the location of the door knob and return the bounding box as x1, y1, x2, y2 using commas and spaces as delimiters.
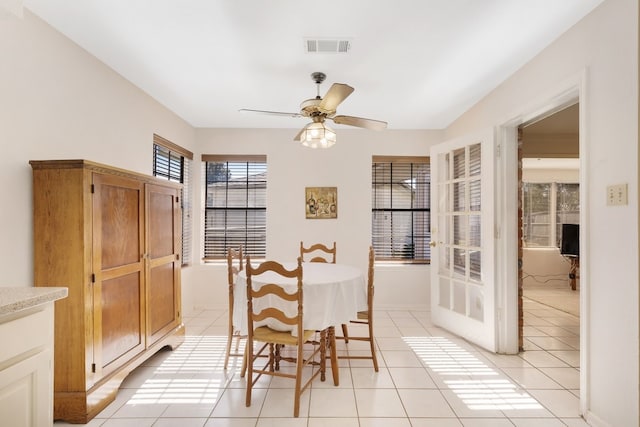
429, 241, 437, 247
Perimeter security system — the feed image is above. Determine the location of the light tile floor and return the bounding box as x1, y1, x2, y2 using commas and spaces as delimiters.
54, 297, 587, 427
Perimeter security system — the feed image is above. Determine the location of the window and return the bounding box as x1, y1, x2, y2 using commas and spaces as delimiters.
202, 155, 267, 260
152, 134, 193, 266
522, 182, 579, 247
372, 156, 430, 263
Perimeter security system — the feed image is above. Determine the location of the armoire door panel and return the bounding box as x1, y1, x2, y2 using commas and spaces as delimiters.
97, 178, 144, 269
148, 263, 177, 336
148, 186, 177, 259
100, 272, 144, 368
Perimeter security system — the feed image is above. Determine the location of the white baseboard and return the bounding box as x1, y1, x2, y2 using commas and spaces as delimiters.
375, 303, 429, 311
184, 303, 429, 315
584, 410, 612, 427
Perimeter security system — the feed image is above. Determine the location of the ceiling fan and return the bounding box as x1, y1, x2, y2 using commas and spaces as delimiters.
239, 72, 387, 148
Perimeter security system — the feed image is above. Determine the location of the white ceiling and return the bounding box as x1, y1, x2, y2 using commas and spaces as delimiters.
23, 0, 604, 130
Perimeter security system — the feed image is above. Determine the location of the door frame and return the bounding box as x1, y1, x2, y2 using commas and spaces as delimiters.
495, 70, 589, 414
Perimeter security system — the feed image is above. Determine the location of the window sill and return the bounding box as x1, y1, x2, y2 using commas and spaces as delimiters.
374, 261, 430, 268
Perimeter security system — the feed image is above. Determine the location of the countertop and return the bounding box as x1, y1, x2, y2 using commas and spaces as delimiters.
0, 287, 68, 317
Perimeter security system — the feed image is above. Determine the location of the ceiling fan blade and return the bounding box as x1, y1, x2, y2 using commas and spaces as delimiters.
331, 115, 388, 131
319, 83, 354, 113
239, 108, 302, 118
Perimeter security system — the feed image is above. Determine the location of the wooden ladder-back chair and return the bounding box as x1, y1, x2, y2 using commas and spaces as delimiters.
300, 241, 336, 263
244, 257, 338, 417
225, 246, 246, 373
338, 246, 379, 371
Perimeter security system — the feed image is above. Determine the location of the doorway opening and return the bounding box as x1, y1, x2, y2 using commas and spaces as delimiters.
517, 103, 581, 366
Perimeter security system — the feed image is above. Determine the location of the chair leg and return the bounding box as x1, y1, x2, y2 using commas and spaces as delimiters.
319, 329, 327, 382
267, 343, 275, 371
240, 345, 248, 378
274, 344, 282, 371
329, 326, 339, 386
245, 341, 253, 408
224, 324, 234, 370
341, 323, 349, 343
293, 340, 305, 417
368, 321, 379, 372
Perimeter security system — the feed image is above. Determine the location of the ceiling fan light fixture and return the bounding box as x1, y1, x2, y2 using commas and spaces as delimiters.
300, 122, 336, 149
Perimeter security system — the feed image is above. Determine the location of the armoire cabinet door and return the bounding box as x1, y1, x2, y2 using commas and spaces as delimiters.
92, 173, 146, 377
146, 183, 182, 345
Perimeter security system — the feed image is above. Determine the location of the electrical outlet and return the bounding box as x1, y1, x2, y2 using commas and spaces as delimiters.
607, 183, 628, 206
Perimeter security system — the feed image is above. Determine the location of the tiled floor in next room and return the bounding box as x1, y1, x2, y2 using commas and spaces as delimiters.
55, 298, 585, 427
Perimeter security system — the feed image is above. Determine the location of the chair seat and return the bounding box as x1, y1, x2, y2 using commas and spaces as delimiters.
254, 326, 315, 346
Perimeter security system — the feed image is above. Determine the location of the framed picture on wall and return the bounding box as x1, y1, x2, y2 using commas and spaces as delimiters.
305, 187, 337, 219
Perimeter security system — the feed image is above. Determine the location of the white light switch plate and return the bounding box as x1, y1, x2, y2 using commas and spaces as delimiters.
607, 183, 628, 206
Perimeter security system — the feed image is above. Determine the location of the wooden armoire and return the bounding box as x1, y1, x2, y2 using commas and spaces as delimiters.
30, 159, 185, 423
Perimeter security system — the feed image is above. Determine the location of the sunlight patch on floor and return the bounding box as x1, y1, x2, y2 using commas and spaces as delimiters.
126, 335, 230, 405
404, 336, 544, 411
154, 335, 228, 374
128, 378, 224, 404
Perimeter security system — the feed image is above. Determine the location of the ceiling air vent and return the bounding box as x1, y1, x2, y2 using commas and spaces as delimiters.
305, 38, 351, 54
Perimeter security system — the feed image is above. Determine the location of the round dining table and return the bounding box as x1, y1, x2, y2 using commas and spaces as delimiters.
233, 261, 367, 336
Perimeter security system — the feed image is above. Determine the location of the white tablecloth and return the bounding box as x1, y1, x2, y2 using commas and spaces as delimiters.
234, 262, 367, 335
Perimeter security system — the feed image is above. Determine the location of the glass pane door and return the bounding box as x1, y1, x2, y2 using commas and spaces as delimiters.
430, 129, 496, 352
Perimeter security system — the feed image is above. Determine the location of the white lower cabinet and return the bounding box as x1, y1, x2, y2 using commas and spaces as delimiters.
0, 298, 61, 427
0, 349, 51, 427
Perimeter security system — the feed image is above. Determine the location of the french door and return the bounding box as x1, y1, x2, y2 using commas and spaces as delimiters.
430, 128, 497, 352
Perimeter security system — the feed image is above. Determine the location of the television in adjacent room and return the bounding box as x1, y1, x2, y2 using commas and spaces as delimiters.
560, 223, 579, 257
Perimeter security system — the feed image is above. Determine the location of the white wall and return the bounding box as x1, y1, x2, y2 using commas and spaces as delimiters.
446, 0, 638, 425
522, 247, 573, 287
181, 128, 441, 314
0, 11, 195, 287
521, 159, 580, 182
